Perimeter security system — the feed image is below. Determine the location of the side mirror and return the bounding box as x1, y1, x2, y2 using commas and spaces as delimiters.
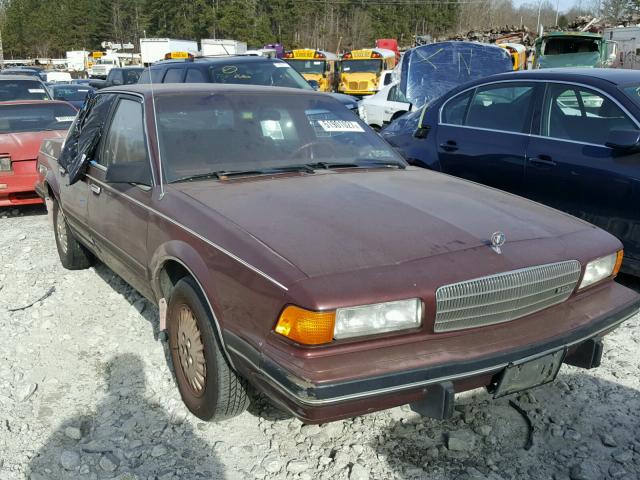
308, 80, 320, 90
605, 129, 640, 151
105, 161, 152, 186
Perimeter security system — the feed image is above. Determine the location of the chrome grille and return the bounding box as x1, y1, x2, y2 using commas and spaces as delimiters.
434, 261, 581, 332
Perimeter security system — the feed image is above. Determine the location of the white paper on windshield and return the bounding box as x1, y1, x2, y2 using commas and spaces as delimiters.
55, 116, 76, 122
343, 67, 351, 71
313, 61, 323, 65
274, 63, 290, 68
317, 120, 364, 132
28, 89, 46, 93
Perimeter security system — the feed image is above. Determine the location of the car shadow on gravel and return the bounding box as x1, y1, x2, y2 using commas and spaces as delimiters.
0, 204, 47, 218
374, 372, 640, 479
27, 353, 225, 480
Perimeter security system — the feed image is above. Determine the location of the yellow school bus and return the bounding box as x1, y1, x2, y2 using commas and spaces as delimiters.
283, 49, 339, 92
338, 48, 397, 96
498, 43, 527, 71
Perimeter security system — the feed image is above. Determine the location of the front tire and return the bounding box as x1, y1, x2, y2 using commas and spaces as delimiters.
167, 277, 250, 421
52, 199, 92, 270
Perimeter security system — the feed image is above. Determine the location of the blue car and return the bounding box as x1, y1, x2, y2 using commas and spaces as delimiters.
382, 69, 640, 276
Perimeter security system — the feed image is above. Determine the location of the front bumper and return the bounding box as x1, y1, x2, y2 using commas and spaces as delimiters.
229, 282, 640, 422
0, 172, 43, 206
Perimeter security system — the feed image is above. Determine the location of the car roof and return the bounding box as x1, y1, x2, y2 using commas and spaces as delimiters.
0, 100, 73, 106
472, 68, 640, 86
152, 56, 286, 68
0, 75, 45, 81
102, 82, 326, 98
51, 83, 92, 89
541, 31, 602, 38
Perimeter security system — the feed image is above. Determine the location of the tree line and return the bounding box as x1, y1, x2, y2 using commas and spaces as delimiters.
0, 0, 598, 59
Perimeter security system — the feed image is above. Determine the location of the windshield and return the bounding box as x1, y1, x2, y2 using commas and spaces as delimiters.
341, 60, 382, 73
542, 37, 600, 55
155, 92, 404, 183
208, 62, 312, 89
0, 80, 51, 101
97, 59, 116, 65
285, 59, 326, 75
399, 42, 512, 108
52, 86, 92, 101
0, 103, 76, 134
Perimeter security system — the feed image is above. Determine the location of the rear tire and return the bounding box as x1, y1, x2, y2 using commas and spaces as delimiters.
167, 277, 250, 421
52, 199, 92, 270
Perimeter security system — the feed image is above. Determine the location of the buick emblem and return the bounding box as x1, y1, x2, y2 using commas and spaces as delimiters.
490, 231, 506, 254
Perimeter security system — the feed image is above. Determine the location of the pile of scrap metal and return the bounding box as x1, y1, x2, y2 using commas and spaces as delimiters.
450, 26, 536, 46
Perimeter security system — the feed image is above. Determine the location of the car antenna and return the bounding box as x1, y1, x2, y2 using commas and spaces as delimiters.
148, 63, 165, 200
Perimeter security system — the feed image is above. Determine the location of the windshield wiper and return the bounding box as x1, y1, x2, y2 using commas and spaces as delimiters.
172, 164, 315, 183
307, 159, 406, 170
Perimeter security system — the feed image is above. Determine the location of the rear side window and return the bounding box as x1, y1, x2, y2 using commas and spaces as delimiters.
99, 99, 147, 168
441, 90, 473, 125
163, 68, 185, 83
185, 68, 208, 83
465, 84, 535, 133
542, 83, 637, 145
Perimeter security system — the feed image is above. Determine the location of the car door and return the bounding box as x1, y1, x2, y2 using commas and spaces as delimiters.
436, 81, 540, 194
525, 82, 640, 270
86, 95, 155, 299
384, 84, 412, 123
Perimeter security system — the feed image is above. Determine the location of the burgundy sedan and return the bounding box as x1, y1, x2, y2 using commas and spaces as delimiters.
36, 84, 640, 423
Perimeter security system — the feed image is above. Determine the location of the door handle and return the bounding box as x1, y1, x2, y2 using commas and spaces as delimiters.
439, 140, 458, 152
90, 183, 101, 195
527, 155, 556, 167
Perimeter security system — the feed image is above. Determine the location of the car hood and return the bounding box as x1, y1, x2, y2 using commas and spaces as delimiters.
173, 168, 593, 279
0, 130, 66, 161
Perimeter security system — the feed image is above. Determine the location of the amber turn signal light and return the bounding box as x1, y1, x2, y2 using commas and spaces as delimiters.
275, 306, 335, 345
613, 250, 624, 277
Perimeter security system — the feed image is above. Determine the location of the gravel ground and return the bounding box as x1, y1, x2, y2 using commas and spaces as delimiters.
1, 204, 640, 480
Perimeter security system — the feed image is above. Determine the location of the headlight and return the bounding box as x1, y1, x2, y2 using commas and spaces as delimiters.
579, 251, 623, 290
275, 298, 422, 345
335, 298, 422, 340
0, 155, 11, 172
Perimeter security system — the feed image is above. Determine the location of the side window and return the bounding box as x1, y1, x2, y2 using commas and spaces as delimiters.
163, 68, 185, 83
387, 85, 408, 103
542, 83, 637, 145
465, 83, 535, 133
185, 68, 208, 83
110, 70, 124, 86
99, 99, 147, 168
441, 90, 473, 125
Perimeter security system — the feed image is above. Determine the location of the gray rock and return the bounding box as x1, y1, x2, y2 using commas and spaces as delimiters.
350, 464, 370, 480
17, 383, 37, 402
64, 426, 83, 440
99, 452, 120, 472
262, 456, 282, 474
614, 450, 634, 463
447, 430, 478, 451
287, 460, 309, 473
60, 450, 81, 470
602, 434, 618, 447
569, 462, 601, 480
151, 444, 167, 458
610, 464, 628, 479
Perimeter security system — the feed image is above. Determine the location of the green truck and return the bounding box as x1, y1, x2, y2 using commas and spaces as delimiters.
533, 31, 618, 69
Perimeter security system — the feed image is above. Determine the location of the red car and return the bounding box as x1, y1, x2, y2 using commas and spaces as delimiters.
0, 100, 76, 207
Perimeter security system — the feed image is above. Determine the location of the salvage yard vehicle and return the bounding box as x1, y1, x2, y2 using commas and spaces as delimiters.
498, 42, 527, 70
283, 49, 339, 92
358, 42, 512, 130
382, 68, 640, 277
50, 84, 95, 109
338, 48, 397, 97
533, 31, 617, 69
0, 100, 76, 207
89, 66, 144, 90
35, 83, 640, 423
137, 56, 359, 112
0, 75, 52, 102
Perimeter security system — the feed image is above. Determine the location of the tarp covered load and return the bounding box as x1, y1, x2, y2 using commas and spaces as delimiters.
59, 92, 117, 184
398, 41, 513, 108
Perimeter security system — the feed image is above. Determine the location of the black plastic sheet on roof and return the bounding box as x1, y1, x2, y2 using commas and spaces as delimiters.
399, 41, 513, 109
59, 92, 117, 184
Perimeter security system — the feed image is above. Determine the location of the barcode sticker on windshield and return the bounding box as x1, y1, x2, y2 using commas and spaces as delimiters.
28, 89, 46, 93
274, 63, 290, 68
55, 116, 76, 122
317, 120, 364, 132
